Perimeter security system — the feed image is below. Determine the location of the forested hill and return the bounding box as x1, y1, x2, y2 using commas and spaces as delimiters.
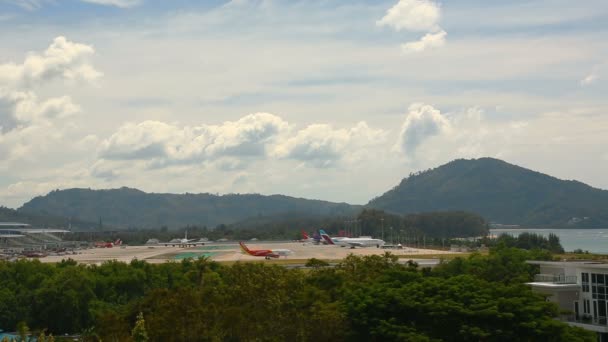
368, 158, 608, 228
18, 187, 358, 229
0, 206, 95, 229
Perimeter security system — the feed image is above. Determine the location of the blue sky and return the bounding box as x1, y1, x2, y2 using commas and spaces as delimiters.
0, 0, 607, 207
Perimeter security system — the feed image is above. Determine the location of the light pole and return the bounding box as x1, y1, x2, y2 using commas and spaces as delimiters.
390, 227, 393, 245
381, 217, 384, 241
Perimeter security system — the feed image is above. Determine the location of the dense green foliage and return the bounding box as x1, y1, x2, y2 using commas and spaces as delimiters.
0, 249, 594, 341
19, 187, 358, 229
226, 208, 488, 241
355, 208, 488, 239
368, 157, 608, 227
483, 233, 565, 254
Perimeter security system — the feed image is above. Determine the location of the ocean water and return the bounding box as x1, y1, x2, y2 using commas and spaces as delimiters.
490, 228, 608, 254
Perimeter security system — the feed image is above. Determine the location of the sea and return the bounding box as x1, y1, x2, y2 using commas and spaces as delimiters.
490, 228, 608, 254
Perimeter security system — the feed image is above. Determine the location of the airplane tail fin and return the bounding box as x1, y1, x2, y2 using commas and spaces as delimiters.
239, 241, 251, 255
114, 239, 122, 246
302, 230, 309, 239
319, 229, 334, 245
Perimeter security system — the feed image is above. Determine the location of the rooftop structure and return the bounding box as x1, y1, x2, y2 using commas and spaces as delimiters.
1, 221, 76, 254
0, 222, 30, 227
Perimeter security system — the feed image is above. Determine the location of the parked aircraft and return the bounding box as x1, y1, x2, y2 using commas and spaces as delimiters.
94, 239, 122, 248
319, 229, 385, 248
300, 230, 323, 244
239, 241, 293, 259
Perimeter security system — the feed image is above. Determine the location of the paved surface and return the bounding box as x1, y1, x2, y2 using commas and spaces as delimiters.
38, 241, 458, 264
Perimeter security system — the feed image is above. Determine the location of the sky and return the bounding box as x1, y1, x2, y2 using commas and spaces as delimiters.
0, 0, 607, 208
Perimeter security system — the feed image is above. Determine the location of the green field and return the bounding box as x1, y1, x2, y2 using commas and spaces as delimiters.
195, 245, 235, 251
173, 252, 218, 260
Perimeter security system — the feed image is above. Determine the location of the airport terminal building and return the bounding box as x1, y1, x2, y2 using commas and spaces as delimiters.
527, 260, 608, 341
0, 222, 76, 258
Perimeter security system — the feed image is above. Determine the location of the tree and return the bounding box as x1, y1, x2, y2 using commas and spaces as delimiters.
16, 321, 29, 342
305, 258, 329, 268
131, 312, 148, 342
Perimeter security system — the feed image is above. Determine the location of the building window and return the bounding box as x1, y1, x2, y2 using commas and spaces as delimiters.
582, 272, 590, 292
594, 301, 598, 318
590, 273, 608, 301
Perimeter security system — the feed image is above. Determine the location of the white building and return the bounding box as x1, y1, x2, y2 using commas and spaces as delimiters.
527, 260, 608, 341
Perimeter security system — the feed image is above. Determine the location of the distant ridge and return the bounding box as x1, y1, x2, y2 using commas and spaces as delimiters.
368, 158, 608, 228
16, 158, 608, 229
18, 187, 358, 229
0, 206, 95, 229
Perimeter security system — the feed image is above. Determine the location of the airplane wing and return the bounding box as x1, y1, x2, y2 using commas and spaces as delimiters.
346, 242, 364, 248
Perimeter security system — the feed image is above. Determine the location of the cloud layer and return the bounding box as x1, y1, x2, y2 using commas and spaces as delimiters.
100, 113, 289, 164
100, 114, 385, 169
81, 0, 141, 8
0, 0, 607, 208
5, 0, 141, 9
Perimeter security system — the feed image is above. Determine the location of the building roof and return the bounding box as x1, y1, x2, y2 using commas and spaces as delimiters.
527, 260, 608, 270
0, 234, 25, 238
6, 228, 70, 234
526, 282, 580, 289
0, 222, 31, 227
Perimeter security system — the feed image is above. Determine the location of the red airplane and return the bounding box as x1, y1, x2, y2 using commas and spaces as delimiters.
94, 239, 122, 248
239, 242, 292, 260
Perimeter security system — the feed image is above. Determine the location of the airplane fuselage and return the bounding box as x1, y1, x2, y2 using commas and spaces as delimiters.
239, 242, 293, 259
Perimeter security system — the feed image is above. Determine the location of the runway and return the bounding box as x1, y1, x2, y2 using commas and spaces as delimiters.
39, 241, 459, 265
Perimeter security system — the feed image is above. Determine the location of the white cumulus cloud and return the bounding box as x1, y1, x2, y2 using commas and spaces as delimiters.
377, 0, 441, 32
99, 113, 290, 165
100, 114, 386, 170
0, 36, 101, 87
580, 73, 597, 86
394, 104, 529, 166
395, 103, 451, 155
0, 91, 79, 130
580, 62, 606, 86
274, 122, 385, 168
0, 37, 99, 167
378, 0, 447, 53
401, 30, 446, 53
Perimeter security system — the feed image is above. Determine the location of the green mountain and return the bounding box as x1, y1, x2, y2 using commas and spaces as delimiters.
18, 187, 359, 229
0, 206, 95, 229
15, 158, 608, 230
368, 158, 608, 227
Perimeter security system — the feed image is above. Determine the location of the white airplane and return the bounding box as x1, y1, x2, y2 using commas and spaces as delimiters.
319, 229, 385, 248
158, 231, 208, 247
